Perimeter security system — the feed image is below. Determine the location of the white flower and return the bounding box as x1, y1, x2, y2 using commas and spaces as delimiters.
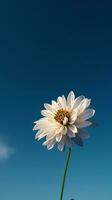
33, 91, 95, 151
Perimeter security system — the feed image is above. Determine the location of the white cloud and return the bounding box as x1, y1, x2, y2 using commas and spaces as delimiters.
0, 141, 15, 162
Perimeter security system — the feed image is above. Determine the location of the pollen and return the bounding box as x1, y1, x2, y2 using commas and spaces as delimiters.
54, 109, 70, 125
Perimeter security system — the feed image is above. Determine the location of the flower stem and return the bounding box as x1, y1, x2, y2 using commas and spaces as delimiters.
60, 147, 72, 200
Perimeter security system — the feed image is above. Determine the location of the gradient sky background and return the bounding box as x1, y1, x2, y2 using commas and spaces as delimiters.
0, 1, 112, 200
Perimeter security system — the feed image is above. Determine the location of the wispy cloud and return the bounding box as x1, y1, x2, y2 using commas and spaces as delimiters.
0, 140, 16, 162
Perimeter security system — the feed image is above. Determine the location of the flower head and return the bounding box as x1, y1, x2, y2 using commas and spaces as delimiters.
33, 91, 95, 151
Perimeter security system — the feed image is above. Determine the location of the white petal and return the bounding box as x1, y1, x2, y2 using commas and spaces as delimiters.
77, 98, 91, 115
66, 136, 74, 148
35, 130, 43, 139
57, 136, 66, 151
75, 120, 92, 128
62, 95, 67, 109
55, 126, 67, 138
42, 138, 56, 150
38, 125, 56, 141
87, 99, 91, 107
34, 117, 47, 125
44, 103, 56, 114
61, 126, 67, 135
33, 124, 38, 131
34, 120, 38, 124
67, 130, 76, 138
36, 120, 54, 129
47, 145, 54, 150
37, 132, 48, 140
41, 110, 47, 116
57, 95, 67, 109
57, 96, 63, 108
68, 124, 78, 133
46, 131, 56, 140
33, 118, 48, 130
41, 110, 55, 118
47, 141, 56, 150
69, 110, 77, 124
56, 134, 62, 142
37, 118, 49, 125
73, 95, 85, 110
44, 103, 52, 110
55, 126, 64, 134
67, 91, 75, 110
42, 140, 48, 146
77, 129, 90, 139
36, 128, 55, 140
52, 100, 59, 111
78, 109, 95, 120
51, 126, 66, 139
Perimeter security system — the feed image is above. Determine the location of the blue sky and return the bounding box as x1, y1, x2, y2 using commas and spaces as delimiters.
0, 1, 112, 200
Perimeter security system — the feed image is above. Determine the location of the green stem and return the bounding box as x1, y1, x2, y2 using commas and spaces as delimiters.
60, 147, 72, 200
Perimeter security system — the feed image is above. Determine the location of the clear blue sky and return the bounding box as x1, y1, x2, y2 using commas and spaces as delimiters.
0, 1, 112, 200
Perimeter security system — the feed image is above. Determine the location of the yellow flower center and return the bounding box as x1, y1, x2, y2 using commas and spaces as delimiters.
54, 109, 70, 125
